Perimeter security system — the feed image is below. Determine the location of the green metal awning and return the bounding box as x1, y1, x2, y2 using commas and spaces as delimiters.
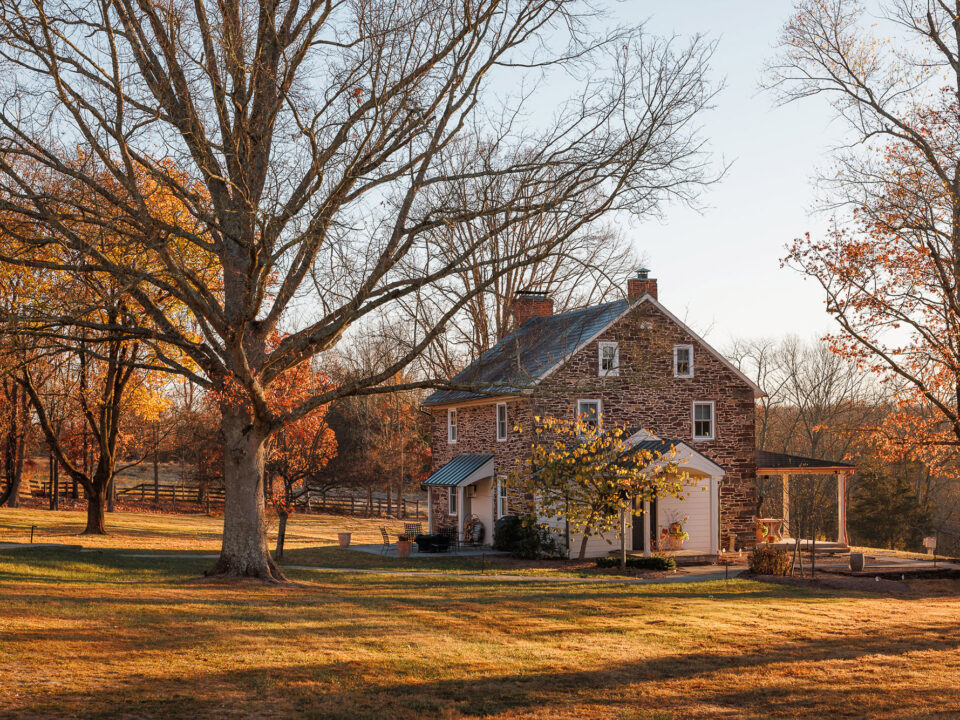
423, 453, 494, 487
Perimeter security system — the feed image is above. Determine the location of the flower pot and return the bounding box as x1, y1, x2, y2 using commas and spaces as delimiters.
337, 532, 351, 549
667, 535, 684, 551
849, 552, 864, 572
396, 540, 412, 558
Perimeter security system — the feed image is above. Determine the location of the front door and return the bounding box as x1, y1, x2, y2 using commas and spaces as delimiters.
631, 497, 657, 552
632, 498, 658, 553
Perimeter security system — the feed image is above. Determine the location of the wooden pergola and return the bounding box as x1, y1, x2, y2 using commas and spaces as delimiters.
756, 451, 857, 547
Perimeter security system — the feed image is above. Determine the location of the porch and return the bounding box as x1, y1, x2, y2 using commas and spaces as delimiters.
423, 453, 498, 547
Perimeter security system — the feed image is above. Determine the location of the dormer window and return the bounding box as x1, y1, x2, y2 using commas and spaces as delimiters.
599, 342, 619, 376
447, 408, 458, 443
674, 344, 694, 378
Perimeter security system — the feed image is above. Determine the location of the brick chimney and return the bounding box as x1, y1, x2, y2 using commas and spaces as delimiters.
627, 268, 657, 300
512, 290, 554, 327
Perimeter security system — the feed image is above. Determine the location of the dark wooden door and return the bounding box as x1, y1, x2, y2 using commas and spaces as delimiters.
632, 498, 657, 552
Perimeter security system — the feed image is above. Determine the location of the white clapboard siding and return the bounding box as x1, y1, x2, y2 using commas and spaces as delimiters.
540, 476, 716, 558
656, 480, 713, 553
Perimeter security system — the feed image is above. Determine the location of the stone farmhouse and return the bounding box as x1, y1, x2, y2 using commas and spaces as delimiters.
420, 270, 847, 559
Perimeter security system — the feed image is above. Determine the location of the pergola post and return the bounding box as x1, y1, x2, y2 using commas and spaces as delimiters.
781, 473, 790, 537
837, 471, 849, 546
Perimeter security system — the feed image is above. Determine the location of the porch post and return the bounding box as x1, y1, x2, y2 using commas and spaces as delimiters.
709, 476, 718, 555
457, 485, 465, 540
782, 473, 790, 537
837, 471, 849, 546
427, 488, 434, 533
642, 501, 651, 557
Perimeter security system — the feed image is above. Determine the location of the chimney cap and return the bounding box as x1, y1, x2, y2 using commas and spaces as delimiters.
514, 289, 549, 299
636, 267, 651, 280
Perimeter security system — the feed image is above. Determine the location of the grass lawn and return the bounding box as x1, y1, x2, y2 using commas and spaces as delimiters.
0, 508, 644, 576
0, 552, 958, 717
0, 506, 406, 551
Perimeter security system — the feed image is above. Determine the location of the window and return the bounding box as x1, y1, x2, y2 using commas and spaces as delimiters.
448, 487, 458, 515
498, 478, 508, 517
447, 408, 458, 443
496, 402, 508, 441
577, 399, 602, 429
599, 341, 619, 376
674, 344, 694, 378
693, 401, 714, 441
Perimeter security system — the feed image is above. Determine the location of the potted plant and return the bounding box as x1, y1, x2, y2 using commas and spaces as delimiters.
337, 532, 351, 549
666, 521, 689, 550
396, 534, 412, 558
755, 521, 767, 543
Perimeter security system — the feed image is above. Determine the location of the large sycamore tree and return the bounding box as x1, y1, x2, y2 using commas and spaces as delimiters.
0, 0, 719, 580
770, 1, 960, 475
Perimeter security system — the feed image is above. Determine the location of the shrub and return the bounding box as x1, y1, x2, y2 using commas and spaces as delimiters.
595, 555, 677, 571
749, 545, 791, 575
492, 515, 522, 552
493, 514, 561, 559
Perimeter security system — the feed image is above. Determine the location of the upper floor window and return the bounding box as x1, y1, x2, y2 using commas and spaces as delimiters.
496, 402, 508, 441
693, 401, 714, 441
447, 408, 458, 443
577, 399, 602, 430
674, 344, 694, 378
599, 341, 620, 376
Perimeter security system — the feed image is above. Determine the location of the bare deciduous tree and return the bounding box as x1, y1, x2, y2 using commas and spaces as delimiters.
0, 1, 720, 580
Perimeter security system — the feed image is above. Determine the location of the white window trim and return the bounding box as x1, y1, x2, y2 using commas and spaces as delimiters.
674, 344, 694, 378
496, 402, 508, 442
448, 487, 458, 515
577, 398, 602, 427
447, 408, 458, 444
692, 400, 715, 441
598, 341, 620, 377
497, 477, 508, 517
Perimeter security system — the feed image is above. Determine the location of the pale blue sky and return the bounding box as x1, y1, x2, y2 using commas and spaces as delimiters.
615, 1, 842, 343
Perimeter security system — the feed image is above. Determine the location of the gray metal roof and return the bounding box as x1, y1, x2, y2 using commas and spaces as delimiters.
423, 298, 632, 406
422, 453, 495, 486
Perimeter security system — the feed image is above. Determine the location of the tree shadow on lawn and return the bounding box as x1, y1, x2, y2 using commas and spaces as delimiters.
15, 621, 960, 720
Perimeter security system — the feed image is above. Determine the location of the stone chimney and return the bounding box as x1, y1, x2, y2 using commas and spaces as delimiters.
512, 290, 554, 327
627, 268, 657, 300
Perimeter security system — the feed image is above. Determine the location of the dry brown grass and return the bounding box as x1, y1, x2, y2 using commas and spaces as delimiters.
0, 507, 404, 551
0, 542, 958, 719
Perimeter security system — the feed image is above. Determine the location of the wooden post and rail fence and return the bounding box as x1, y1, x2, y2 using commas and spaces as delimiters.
32, 480, 426, 520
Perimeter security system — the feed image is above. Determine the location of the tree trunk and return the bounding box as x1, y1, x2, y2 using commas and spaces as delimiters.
84, 485, 107, 535
620, 509, 627, 570
275, 509, 288, 561
153, 423, 160, 507
7, 430, 25, 508
209, 410, 284, 582
49, 453, 59, 511
578, 529, 590, 561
